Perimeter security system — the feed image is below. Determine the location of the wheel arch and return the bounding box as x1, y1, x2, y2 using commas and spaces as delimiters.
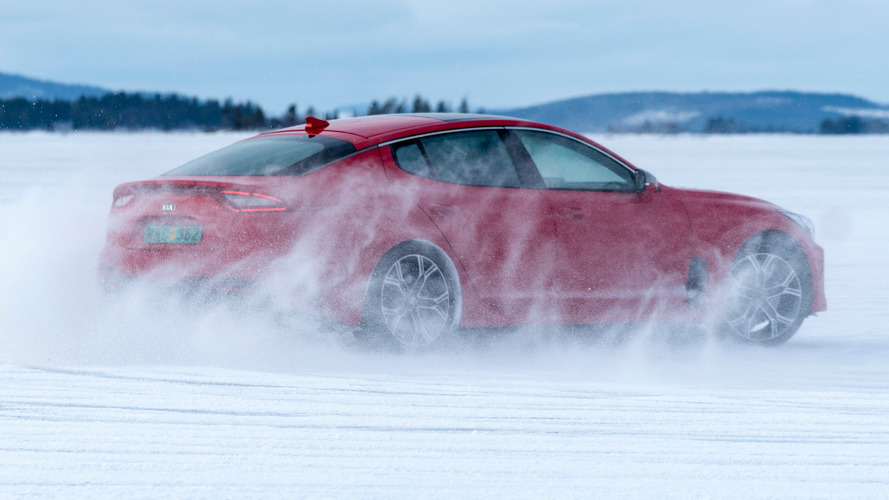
738, 229, 808, 257
736, 229, 815, 312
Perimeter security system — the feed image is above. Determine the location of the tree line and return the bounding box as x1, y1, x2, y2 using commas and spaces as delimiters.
0, 92, 475, 132
366, 96, 471, 115
703, 116, 889, 134
7, 92, 884, 134
606, 115, 887, 134
819, 116, 889, 134
0, 93, 272, 131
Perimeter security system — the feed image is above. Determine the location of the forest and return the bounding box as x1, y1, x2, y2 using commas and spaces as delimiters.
1, 91, 885, 134
0, 92, 471, 132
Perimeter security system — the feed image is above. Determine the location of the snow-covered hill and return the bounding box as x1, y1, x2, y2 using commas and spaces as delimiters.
0, 71, 108, 101
502, 91, 889, 133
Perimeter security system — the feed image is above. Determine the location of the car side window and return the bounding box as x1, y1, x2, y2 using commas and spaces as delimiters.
514, 130, 634, 191
393, 142, 433, 178
392, 130, 521, 188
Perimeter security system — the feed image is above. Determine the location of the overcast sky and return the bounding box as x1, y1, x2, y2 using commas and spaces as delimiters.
1, 0, 886, 114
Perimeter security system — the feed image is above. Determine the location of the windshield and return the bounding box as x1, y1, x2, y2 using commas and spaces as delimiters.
164, 135, 356, 176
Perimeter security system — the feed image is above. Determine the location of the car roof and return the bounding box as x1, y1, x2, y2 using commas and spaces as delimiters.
254, 113, 639, 171
258, 113, 575, 149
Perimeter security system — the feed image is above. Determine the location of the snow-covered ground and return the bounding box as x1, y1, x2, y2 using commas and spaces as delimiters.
1, 131, 887, 498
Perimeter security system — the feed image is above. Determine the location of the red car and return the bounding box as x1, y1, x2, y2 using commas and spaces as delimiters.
99, 114, 826, 348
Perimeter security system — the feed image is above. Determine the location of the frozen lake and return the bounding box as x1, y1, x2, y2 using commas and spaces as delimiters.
1, 131, 888, 498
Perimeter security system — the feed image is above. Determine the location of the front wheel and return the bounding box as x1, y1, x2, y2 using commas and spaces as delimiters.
359, 241, 462, 350
722, 235, 813, 345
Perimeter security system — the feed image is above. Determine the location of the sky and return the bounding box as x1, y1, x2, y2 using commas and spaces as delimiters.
1, 0, 887, 115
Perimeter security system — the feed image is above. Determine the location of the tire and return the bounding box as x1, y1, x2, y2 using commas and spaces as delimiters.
359, 240, 462, 350
722, 233, 813, 345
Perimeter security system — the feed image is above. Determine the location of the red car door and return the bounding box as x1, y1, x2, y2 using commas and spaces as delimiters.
382, 129, 559, 325
511, 129, 694, 323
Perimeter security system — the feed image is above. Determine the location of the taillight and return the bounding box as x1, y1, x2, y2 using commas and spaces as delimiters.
111, 193, 135, 211
220, 191, 287, 212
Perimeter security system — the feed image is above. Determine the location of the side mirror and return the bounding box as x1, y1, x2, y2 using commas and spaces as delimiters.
633, 169, 647, 193
633, 169, 659, 193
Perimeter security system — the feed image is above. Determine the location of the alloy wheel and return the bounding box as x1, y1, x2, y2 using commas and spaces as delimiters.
379, 253, 452, 348
725, 252, 803, 343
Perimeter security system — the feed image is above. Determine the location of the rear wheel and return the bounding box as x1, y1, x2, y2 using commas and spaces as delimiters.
723, 234, 812, 345
359, 241, 462, 350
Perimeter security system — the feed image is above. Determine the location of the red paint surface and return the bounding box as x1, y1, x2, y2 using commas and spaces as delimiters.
100, 115, 826, 327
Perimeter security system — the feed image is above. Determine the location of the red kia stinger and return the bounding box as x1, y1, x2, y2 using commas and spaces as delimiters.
99, 114, 826, 348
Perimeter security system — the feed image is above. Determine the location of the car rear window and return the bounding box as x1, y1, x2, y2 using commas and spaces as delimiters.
164, 135, 357, 176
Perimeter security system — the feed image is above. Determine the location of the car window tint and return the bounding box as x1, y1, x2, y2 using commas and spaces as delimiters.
514, 130, 633, 191
418, 130, 523, 187
393, 141, 433, 178
164, 135, 356, 176
391, 130, 521, 188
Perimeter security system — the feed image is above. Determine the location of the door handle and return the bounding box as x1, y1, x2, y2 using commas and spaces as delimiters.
429, 204, 456, 218
556, 207, 585, 220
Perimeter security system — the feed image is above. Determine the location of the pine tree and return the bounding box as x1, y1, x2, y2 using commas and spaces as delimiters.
412, 95, 431, 113
285, 104, 298, 126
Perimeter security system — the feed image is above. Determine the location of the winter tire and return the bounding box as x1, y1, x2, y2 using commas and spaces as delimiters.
359, 240, 462, 350
723, 233, 813, 345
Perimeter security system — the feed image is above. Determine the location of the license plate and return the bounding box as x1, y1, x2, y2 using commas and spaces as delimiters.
143, 225, 203, 245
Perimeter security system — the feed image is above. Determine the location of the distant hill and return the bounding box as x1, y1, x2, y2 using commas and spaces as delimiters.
0, 71, 108, 101
500, 91, 889, 133
4, 69, 888, 134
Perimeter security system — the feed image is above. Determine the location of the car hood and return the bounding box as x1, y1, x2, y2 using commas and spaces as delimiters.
667, 186, 782, 212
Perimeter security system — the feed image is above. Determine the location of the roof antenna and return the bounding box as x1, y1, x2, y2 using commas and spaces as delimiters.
305, 116, 329, 132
